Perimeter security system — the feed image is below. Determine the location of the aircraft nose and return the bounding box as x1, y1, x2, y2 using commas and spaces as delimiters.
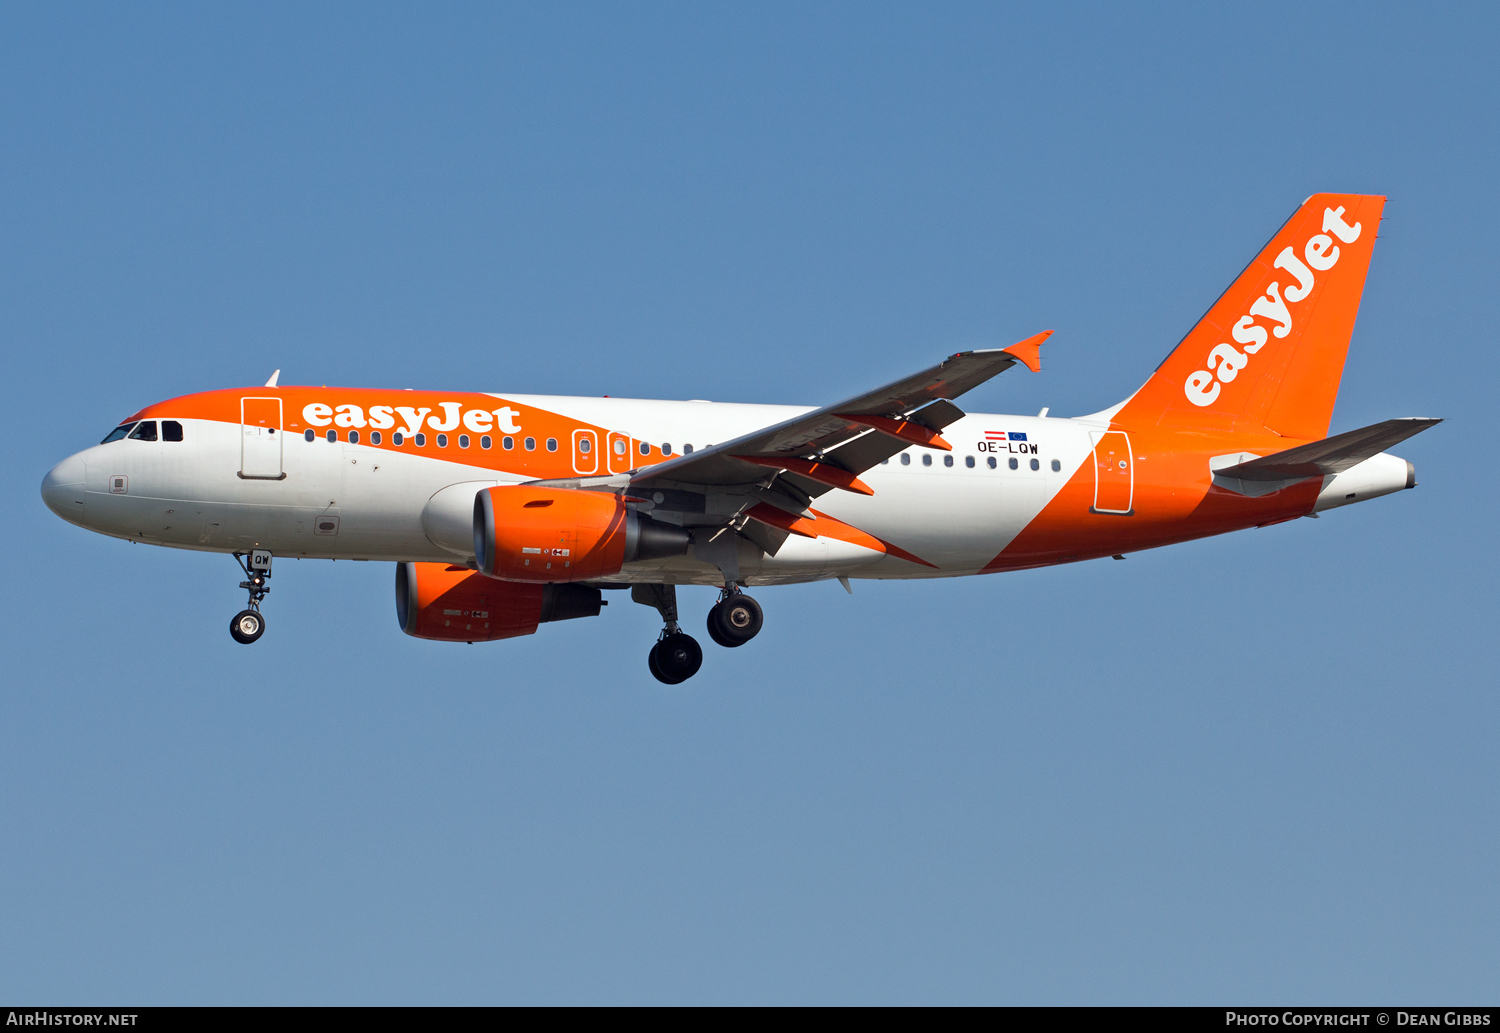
41, 454, 87, 523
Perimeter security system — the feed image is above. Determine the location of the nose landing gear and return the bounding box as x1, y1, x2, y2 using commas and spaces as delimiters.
230, 550, 272, 645
230, 609, 265, 644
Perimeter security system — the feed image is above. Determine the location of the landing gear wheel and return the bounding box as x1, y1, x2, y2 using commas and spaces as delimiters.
649, 632, 703, 684
705, 614, 731, 648
709, 593, 763, 647
230, 609, 265, 644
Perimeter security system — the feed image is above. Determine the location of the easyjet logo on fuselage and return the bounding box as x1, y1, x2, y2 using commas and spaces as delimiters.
1183, 206, 1363, 408
301, 401, 523, 437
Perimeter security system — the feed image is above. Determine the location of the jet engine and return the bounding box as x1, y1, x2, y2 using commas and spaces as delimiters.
395, 561, 603, 642
473, 485, 690, 582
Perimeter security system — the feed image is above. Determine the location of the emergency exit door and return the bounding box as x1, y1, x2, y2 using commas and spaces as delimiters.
607, 431, 634, 474
572, 429, 599, 475
240, 397, 284, 480
1091, 430, 1133, 514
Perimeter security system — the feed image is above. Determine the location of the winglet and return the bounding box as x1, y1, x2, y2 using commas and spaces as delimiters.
1000, 331, 1051, 373
265, 370, 281, 388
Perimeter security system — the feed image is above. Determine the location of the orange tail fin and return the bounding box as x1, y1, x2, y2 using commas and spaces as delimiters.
1114, 193, 1385, 441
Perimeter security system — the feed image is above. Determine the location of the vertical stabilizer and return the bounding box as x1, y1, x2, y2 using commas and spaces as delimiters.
1114, 193, 1385, 440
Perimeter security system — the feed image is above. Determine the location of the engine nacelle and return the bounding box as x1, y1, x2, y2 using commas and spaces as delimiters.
395, 561, 603, 642
473, 485, 690, 582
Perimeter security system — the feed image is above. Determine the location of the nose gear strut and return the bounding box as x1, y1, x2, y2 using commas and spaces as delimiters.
229, 550, 272, 644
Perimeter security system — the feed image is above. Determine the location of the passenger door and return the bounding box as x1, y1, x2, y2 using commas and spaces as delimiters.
240, 397, 284, 479
1090, 430, 1133, 514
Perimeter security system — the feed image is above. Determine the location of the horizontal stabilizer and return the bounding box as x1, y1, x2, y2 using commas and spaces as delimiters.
1215, 418, 1442, 482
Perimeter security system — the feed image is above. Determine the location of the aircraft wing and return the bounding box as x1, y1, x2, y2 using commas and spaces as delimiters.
629, 331, 1050, 503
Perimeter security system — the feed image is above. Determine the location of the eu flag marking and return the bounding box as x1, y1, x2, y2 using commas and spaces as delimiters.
1008, 432, 1028, 441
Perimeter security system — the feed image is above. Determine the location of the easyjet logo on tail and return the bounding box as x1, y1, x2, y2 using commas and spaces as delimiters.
1184, 207, 1363, 407
301, 401, 523, 436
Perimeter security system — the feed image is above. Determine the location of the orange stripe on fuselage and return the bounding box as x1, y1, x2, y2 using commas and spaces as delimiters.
984, 424, 1322, 572
804, 508, 938, 568
745, 502, 937, 568
130, 386, 676, 481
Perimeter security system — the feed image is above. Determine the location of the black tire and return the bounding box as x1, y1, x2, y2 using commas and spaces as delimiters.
654, 632, 703, 682
230, 609, 265, 644
647, 642, 673, 684
704, 611, 731, 648
710, 594, 763, 647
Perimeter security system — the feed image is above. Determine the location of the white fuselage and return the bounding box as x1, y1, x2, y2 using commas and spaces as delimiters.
43, 395, 1098, 585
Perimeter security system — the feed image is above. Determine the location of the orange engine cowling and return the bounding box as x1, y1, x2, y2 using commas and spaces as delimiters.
395, 561, 604, 642
473, 485, 690, 582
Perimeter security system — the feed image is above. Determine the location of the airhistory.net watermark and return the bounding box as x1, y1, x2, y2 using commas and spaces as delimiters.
5, 1014, 137, 1027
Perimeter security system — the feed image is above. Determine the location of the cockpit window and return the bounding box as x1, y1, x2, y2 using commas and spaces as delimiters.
162, 420, 183, 442
128, 421, 158, 442
101, 423, 136, 444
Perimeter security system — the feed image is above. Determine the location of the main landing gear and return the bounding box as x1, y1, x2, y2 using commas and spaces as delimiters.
632, 583, 764, 684
649, 631, 703, 685
230, 550, 272, 645
632, 584, 702, 684
706, 589, 763, 648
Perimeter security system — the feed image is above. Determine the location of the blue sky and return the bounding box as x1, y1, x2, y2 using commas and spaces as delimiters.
2, 2, 1496, 1004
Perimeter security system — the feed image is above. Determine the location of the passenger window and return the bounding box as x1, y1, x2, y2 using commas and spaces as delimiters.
481, 435, 492, 449
1051, 459, 1061, 472
965, 455, 975, 468
458, 434, 470, 448
128, 421, 158, 441
943, 454, 954, 467
662, 443, 672, 455
1008, 457, 1018, 470
881, 458, 889, 465
349, 430, 360, 444
393, 432, 405, 445
579, 437, 592, 454
371, 431, 382, 445
684, 444, 694, 454
922, 453, 932, 467
326, 429, 337, 443
101, 423, 135, 444
162, 420, 184, 442
987, 456, 997, 469
1030, 458, 1040, 471
524, 437, 536, 451
900, 453, 911, 466
415, 433, 427, 447
547, 438, 558, 452
304, 429, 315, 442
502, 436, 514, 450
436, 433, 447, 447
639, 441, 649, 456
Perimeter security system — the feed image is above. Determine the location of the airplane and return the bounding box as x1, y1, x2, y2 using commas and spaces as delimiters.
40, 193, 1439, 684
